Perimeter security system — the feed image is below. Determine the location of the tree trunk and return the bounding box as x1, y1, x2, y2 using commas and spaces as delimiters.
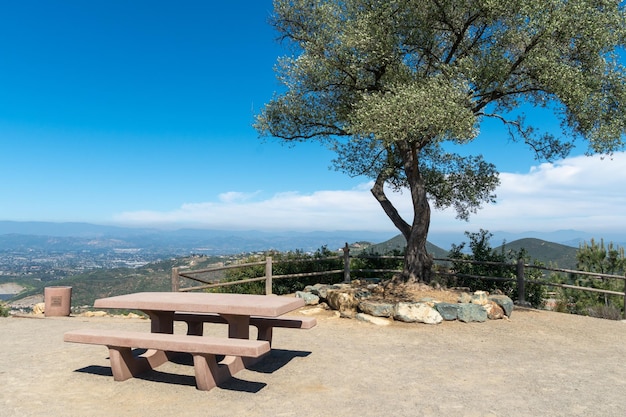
370, 142, 433, 283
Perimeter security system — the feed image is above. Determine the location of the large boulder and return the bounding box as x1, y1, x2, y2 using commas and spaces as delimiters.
326, 289, 360, 313
358, 300, 395, 317
435, 303, 460, 321
394, 302, 443, 324
488, 294, 514, 317
457, 303, 488, 323
296, 291, 320, 305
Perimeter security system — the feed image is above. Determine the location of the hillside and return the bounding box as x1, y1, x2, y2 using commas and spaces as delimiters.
365, 234, 578, 269
9, 256, 222, 307
364, 235, 449, 258
497, 238, 578, 270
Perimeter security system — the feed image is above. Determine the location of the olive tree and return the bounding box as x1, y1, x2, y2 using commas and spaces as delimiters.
255, 0, 626, 283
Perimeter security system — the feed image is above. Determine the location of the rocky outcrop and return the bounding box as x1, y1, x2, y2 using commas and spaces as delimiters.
298, 282, 514, 326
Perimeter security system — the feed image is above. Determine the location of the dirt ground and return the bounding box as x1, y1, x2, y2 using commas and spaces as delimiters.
2, 304, 626, 417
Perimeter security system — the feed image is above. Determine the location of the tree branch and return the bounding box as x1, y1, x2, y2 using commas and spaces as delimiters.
371, 171, 411, 238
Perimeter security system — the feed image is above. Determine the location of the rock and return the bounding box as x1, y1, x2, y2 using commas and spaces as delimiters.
484, 301, 505, 319
471, 291, 489, 306
355, 313, 392, 326
488, 294, 514, 317
435, 303, 460, 321
296, 291, 320, 305
394, 302, 443, 324
305, 284, 329, 299
358, 300, 395, 317
32, 303, 45, 315
457, 303, 488, 323
326, 289, 359, 313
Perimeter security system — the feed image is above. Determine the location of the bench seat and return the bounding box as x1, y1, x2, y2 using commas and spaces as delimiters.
173, 312, 317, 345
64, 329, 270, 390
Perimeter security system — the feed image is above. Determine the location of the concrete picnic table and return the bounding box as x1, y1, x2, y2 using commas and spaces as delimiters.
65, 292, 312, 390
94, 291, 306, 337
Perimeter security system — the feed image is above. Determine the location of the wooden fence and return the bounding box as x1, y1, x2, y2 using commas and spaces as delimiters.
171, 243, 626, 317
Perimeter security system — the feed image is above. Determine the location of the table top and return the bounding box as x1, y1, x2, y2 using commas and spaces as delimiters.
93, 292, 305, 317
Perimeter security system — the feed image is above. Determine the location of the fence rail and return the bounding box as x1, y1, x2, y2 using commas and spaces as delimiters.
172, 243, 626, 317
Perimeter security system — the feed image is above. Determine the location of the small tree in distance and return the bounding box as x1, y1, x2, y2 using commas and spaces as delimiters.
256, 0, 626, 284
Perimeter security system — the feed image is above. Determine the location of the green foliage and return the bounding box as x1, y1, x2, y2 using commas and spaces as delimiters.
0, 302, 9, 317
257, 0, 626, 282
215, 247, 344, 295
351, 248, 404, 280
554, 239, 626, 319
445, 229, 545, 307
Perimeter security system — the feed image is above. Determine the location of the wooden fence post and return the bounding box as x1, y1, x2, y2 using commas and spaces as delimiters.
623, 276, 626, 320
265, 256, 273, 295
343, 243, 350, 283
516, 258, 526, 304
171, 267, 179, 292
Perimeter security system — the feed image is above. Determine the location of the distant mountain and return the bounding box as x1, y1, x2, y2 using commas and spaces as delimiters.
497, 238, 578, 270
0, 221, 395, 254
364, 234, 449, 258
426, 229, 626, 250
366, 234, 579, 269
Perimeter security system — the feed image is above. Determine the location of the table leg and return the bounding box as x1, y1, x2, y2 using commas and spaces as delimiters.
138, 310, 176, 368
219, 314, 266, 372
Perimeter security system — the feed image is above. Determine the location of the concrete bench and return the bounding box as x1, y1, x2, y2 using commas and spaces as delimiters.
64, 329, 270, 391
174, 312, 317, 346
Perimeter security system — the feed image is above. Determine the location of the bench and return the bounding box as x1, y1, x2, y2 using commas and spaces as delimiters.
173, 312, 317, 346
64, 329, 270, 391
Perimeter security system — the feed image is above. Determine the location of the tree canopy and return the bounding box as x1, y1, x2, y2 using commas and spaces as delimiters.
255, 0, 626, 283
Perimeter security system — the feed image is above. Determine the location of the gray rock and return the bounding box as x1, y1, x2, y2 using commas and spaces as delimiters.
435, 303, 460, 321
295, 291, 320, 305
488, 294, 514, 317
457, 303, 488, 323
358, 300, 395, 317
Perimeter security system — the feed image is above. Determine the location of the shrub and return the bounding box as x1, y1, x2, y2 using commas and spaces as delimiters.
0, 302, 9, 317
445, 229, 545, 307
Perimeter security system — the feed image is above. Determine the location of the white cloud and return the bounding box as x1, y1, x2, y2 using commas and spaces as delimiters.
115, 152, 626, 234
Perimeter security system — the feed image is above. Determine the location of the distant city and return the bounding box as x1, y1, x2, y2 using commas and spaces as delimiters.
1, 221, 623, 283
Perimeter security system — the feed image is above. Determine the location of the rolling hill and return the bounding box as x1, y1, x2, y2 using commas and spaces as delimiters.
365, 234, 579, 269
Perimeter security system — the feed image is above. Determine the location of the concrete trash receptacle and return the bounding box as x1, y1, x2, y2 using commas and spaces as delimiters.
44, 286, 72, 317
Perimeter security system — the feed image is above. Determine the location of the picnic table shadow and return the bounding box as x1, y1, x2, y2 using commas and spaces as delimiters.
75, 348, 312, 393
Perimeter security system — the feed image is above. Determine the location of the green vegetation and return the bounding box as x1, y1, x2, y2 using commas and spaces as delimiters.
0, 302, 9, 317
552, 239, 626, 319
256, 0, 626, 284
497, 239, 578, 271
9, 255, 225, 308
214, 247, 344, 295
444, 230, 546, 307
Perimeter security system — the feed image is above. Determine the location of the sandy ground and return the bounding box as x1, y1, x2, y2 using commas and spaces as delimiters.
1, 307, 626, 417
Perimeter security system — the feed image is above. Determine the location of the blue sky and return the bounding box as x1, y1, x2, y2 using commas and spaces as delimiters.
1, 0, 625, 243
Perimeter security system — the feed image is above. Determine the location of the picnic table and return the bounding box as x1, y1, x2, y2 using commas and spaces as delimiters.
64, 292, 316, 390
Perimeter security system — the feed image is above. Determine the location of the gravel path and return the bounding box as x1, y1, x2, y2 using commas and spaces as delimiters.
1, 307, 625, 417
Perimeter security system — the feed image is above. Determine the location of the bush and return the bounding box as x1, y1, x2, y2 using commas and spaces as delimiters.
0, 302, 9, 317
214, 246, 345, 295
444, 229, 545, 307
552, 239, 625, 319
